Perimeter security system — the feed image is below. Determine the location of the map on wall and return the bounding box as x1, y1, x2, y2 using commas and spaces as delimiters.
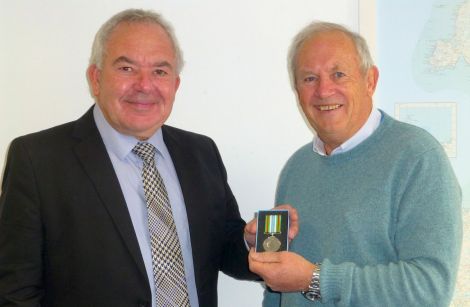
412, 0, 470, 96
377, 0, 470, 305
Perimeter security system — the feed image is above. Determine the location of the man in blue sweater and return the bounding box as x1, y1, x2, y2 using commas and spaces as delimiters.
247, 21, 462, 306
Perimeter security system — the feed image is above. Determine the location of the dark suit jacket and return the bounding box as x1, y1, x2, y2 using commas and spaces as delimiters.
0, 107, 255, 307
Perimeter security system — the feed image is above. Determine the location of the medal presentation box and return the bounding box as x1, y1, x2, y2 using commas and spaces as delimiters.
255, 210, 289, 252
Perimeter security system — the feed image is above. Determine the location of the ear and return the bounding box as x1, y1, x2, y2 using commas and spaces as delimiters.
366, 66, 379, 97
87, 65, 101, 97
175, 75, 181, 92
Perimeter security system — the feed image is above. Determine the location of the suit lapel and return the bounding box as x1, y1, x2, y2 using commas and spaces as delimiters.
71, 107, 148, 281
162, 126, 206, 289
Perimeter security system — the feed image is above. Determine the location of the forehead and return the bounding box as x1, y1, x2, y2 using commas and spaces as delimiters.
104, 21, 175, 57
296, 30, 359, 68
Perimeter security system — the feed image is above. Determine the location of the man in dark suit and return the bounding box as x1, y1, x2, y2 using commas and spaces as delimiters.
0, 9, 293, 307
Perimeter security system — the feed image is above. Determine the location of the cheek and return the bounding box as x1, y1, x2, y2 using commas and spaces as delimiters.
109, 79, 129, 96
161, 81, 179, 98
97, 83, 128, 115
161, 87, 174, 102
298, 99, 319, 127
298, 91, 317, 113
349, 88, 367, 110
101, 73, 130, 94
297, 87, 311, 102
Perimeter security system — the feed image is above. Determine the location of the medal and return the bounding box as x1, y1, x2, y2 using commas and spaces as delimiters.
262, 214, 282, 252
263, 235, 282, 252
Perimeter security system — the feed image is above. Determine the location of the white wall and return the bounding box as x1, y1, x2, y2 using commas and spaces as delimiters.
0, 1, 359, 305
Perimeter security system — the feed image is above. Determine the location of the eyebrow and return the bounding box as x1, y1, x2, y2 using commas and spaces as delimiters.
112, 56, 173, 69
298, 64, 343, 74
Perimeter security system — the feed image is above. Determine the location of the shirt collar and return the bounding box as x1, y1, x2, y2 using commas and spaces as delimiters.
312, 108, 382, 156
93, 104, 169, 161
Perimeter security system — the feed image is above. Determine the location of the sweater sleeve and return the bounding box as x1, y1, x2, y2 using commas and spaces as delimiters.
320, 146, 462, 307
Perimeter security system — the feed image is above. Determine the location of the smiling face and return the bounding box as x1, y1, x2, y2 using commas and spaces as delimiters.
294, 30, 378, 154
87, 21, 180, 140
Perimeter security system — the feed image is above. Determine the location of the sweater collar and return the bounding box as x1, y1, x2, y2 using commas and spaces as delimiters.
312, 108, 382, 156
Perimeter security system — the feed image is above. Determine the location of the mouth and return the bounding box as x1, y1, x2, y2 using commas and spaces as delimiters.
124, 95, 159, 105
123, 99, 158, 112
128, 100, 155, 106
316, 104, 342, 111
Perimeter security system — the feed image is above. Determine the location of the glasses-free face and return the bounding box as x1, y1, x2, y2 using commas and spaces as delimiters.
88, 22, 180, 140
295, 31, 378, 154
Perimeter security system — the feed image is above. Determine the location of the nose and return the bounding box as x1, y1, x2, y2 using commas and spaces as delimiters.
134, 71, 153, 92
315, 77, 335, 98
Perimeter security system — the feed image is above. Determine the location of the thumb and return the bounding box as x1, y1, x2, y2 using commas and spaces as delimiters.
249, 249, 282, 263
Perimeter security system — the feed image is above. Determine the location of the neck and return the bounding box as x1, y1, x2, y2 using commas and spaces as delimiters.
323, 143, 336, 156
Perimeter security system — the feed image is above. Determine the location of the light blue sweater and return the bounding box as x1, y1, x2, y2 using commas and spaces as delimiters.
264, 112, 462, 307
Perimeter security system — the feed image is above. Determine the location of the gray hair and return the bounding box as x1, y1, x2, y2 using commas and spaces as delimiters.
89, 8, 184, 74
287, 21, 374, 89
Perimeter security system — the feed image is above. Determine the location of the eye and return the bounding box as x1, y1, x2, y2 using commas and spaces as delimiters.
333, 71, 346, 79
154, 69, 168, 77
118, 66, 133, 72
303, 75, 317, 83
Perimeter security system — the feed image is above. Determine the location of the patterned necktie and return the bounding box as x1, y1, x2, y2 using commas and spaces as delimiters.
132, 142, 190, 307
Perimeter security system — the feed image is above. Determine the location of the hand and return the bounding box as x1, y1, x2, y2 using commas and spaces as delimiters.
244, 204, 299, 248
248, 249, 315, 292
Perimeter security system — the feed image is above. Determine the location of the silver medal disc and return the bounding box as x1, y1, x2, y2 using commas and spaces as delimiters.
262, 235, 282, 252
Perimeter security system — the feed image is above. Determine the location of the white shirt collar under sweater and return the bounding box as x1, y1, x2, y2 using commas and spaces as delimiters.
312, 107, 382, 156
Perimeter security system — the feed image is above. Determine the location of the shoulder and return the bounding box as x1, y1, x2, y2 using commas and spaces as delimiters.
9, 121, 77, 154
9, 107, 95, 151
379, 112, 443, 157
375, 112, 454, 183
285, 142, 314, 166
276, 142, 314, 203
161, 125, 221, 158
162, 125, 214, 145
278, 142, 314, 179
6, 108, 99, 163
3, 120, 81, 182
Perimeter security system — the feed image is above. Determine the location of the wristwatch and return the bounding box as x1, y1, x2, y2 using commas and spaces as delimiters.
301, 263, 321, 301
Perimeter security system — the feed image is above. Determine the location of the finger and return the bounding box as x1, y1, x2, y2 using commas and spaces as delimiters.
249, 249, 282, 263
274, 204, 299, 240
244, 229, 256, 248
288, 221, 299, 240
288, 225, 299, 240
273, 204, 299, 223
285, 204, 299, 222
244, 218, 257, 234
272, 203, 292, 211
